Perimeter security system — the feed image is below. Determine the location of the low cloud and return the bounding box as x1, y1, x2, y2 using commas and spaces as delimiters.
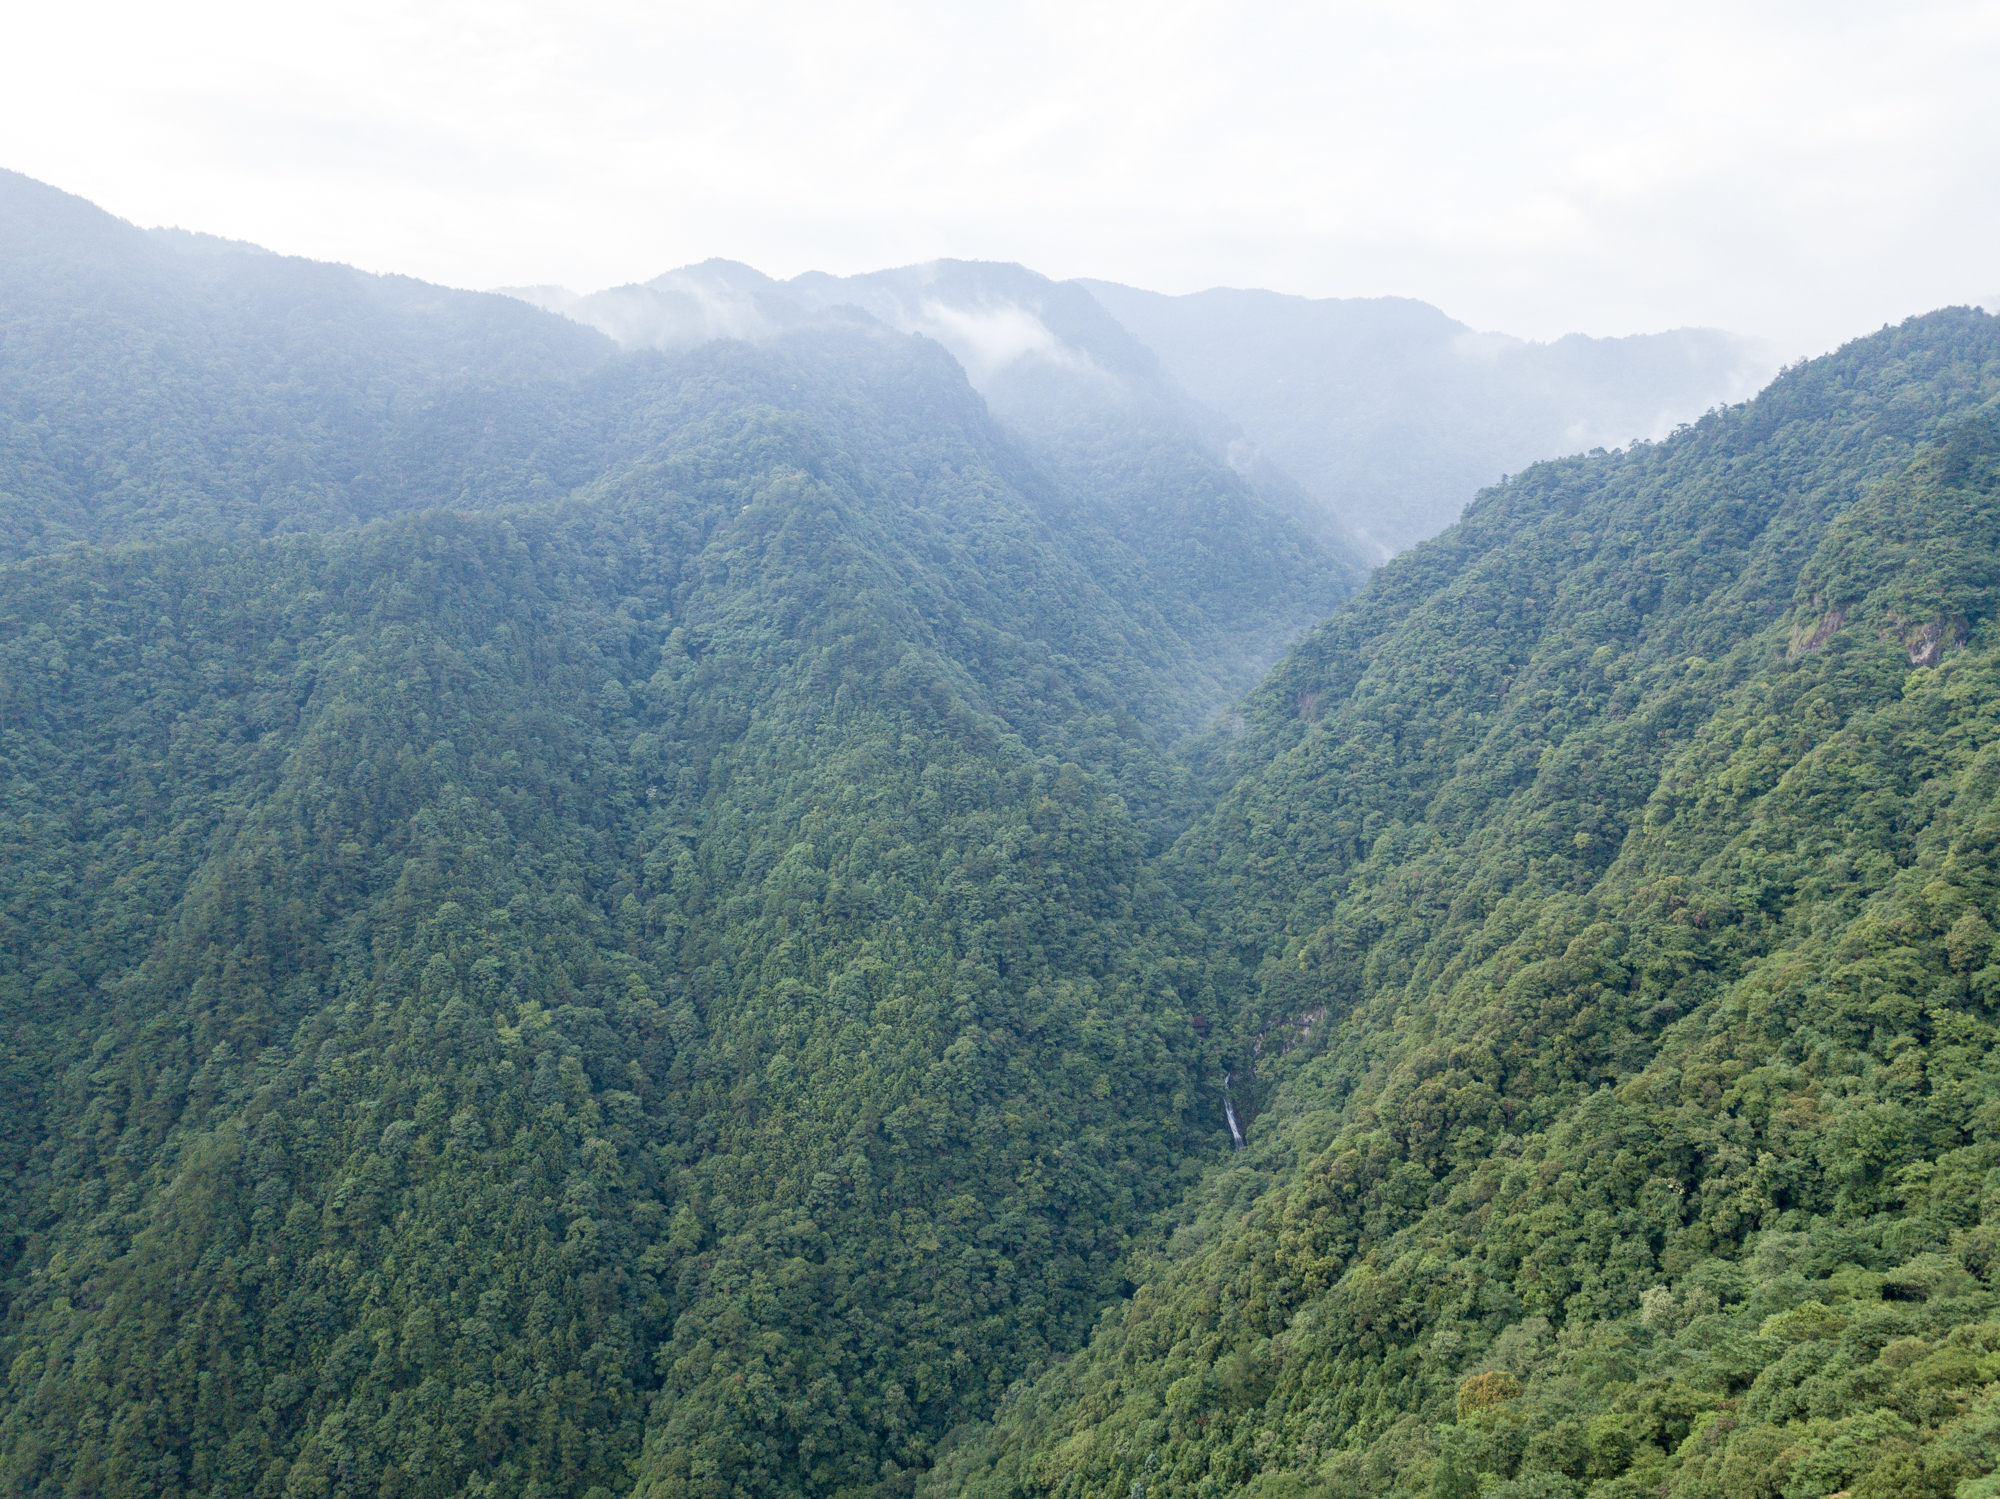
907, 298, 1095, 387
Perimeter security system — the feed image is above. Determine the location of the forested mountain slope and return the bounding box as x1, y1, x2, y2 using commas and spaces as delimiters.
0, 178, 1350, 1498
508, 257, 1370, 605
927, 308, 2000, 1499
11, 160, 2000, 1499
0, 375, 1220, 1498
0, 169, 618, 555
0, 172, 1346, 722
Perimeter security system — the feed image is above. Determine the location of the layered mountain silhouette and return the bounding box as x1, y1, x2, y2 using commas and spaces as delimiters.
503, 262, 1770, 563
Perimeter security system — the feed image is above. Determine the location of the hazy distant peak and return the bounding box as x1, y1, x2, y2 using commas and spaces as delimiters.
647, 256, 786, 295
1083, 277, 1779, 557
787, 259, 1153, 396
498, 255, 1166, 405
497, 260, 820, 352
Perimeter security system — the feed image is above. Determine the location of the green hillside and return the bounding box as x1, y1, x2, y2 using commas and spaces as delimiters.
927, 309, 2000, 1499
0, 394, 1225, 1498
0, 177, 1345, 1498
7, 164, 2000, 1499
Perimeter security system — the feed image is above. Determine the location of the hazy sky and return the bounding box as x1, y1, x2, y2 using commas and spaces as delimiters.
7, 1, 1996, 355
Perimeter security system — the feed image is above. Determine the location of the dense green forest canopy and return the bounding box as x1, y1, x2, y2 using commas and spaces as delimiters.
6, 168, 2000, 1499
932, 310, 2000, 1499
0, 169, 1343, 1499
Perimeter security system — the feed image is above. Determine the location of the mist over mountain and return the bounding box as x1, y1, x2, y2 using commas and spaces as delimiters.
501, 257, 1364, 679
1082, 281, 1775, 559
502, 262, 808, 357
508, 264, 1769, 567
6, 163, 2000, 1499
504, 260, 1357, 564
0, 171, 1346, 721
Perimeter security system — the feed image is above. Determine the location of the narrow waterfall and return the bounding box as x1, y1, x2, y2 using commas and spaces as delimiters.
1222, 1071, 1245, 1151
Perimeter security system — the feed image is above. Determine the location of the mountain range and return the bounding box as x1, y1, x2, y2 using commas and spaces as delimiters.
503, 264, 1771, 561
3, 166, 1999, 1499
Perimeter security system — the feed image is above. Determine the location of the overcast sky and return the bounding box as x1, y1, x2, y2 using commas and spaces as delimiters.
6, 0, 1996, 356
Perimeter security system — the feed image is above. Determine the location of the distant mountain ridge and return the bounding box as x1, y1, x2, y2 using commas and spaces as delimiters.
501, 259, 1357, 558
505, 266, 1772, 564
1081, 280, 1775, 558
502, 260, 807, 354
0, 170, 1350, 719
504, 255, 1374, 636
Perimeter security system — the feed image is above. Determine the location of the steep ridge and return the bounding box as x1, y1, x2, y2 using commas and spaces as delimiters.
927, 309, 2000, 1499
1081, 280, 1773, 560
